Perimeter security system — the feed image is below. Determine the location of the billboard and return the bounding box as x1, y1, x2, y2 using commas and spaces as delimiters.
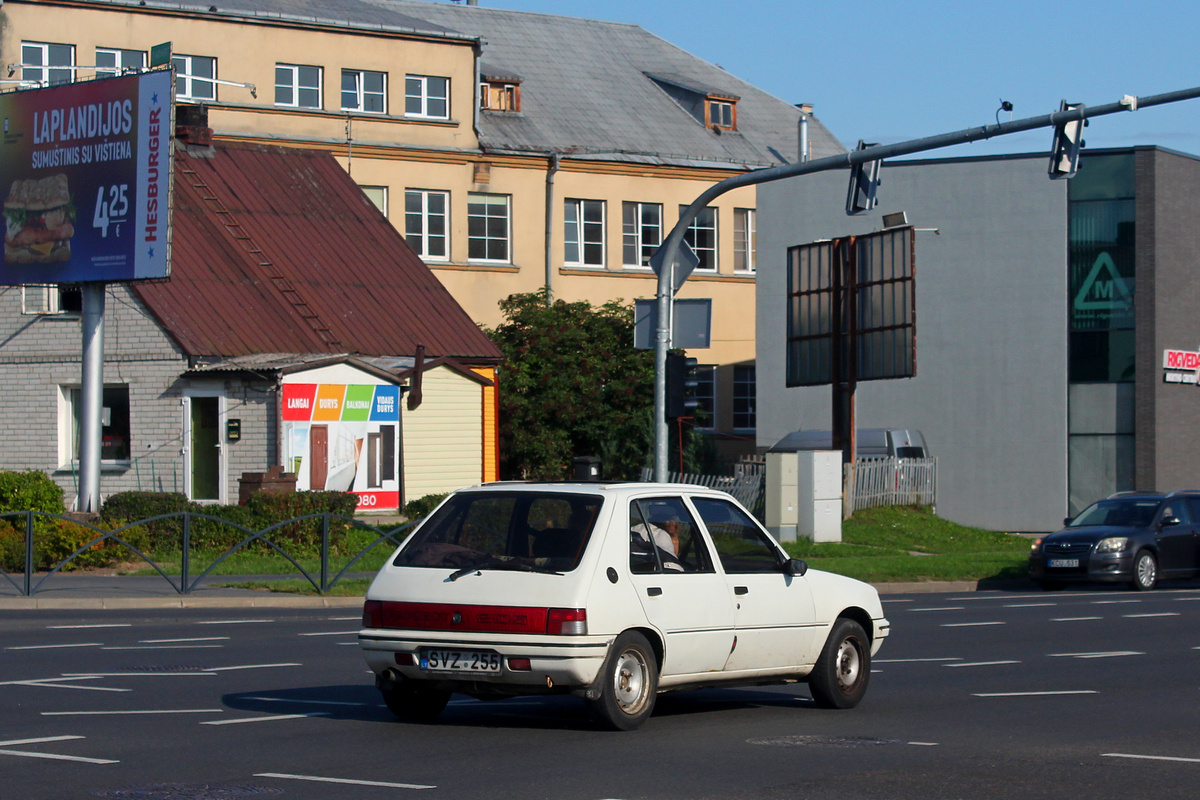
0, 70, 173, 284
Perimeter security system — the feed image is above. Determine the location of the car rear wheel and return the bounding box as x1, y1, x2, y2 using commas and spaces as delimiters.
808, 618, 870, 709
381, 681, 451, 723
588, 631, 658, 731
1131, 550, 1158, 591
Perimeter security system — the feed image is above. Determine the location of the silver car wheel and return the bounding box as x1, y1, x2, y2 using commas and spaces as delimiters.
612, 647, 651, 715
835, 638, 863, 690
1133, 550, 1157, 591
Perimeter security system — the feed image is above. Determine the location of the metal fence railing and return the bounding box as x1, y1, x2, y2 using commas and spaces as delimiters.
844, 457, 938, 517
640, 467, 764, 513
0, 511, 414, 597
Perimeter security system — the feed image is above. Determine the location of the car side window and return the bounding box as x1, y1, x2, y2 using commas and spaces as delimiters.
1162, 503, 1192, 525
691, 497, 782, 574
629, 497, 713, 575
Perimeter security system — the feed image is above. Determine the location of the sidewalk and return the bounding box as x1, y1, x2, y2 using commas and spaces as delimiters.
0, 571, 1010, 610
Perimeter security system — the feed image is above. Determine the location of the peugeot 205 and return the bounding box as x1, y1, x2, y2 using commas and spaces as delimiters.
359, 482, 890, 730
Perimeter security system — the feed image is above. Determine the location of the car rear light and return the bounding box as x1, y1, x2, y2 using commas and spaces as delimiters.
363, 600, 382, 628
508, 657, 532, 671
546, 608, 587, 635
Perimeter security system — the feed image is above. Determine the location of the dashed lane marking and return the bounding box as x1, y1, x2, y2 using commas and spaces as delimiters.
974, 690, 1097, 697
1049, 651, 1144, 659
1103, 753, 1200, 764
0, 736, 117, 765
256, 773, 434, 790
202, 713, 330, 725
944, 660, 1022, 667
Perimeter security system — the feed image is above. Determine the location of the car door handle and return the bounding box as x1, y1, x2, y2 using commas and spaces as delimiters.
734, 586, 749, 595
646, 587, 662, 597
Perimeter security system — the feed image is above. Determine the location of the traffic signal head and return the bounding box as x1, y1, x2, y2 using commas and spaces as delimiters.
1048, 100, 1086, 180
846, 140, 881, 215
665, 353, 700, 419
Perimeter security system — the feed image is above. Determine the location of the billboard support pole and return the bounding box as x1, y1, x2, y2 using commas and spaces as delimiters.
78, 284, 106, 513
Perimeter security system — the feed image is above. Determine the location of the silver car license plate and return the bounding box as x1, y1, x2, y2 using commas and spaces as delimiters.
420, 649, 502, 673
1047, 558, 1079, 568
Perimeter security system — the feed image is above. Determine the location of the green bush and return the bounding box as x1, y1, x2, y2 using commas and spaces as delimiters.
0, 470, 65, 514
0, 516, 146, 572
100, 492, 191, 551
403, 492, 448, 521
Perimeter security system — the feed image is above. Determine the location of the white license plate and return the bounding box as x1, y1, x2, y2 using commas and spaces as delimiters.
420, 649, 502, 673
1047, 558, 1080, 568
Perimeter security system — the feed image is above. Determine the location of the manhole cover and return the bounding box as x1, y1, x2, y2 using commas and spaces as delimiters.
92, 783, 283, 799
747, 735, 906, 748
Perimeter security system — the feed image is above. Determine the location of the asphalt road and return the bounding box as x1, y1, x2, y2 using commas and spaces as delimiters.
3, 584, 1199, 800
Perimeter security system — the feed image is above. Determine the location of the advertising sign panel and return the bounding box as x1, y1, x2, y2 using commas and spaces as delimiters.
282, 383, 402, 510
0, 70, 173, 284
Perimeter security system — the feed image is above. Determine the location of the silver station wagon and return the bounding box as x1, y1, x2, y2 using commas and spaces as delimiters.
359, 482, 890, 730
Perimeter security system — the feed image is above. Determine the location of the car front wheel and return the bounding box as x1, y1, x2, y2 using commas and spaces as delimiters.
1131, 550, 1158, 591
808, 618, 870, 709
588, 631, 658, 730
381, 681, 451, 723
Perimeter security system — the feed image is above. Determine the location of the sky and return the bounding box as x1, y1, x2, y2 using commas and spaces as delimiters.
467, 0, 1200, 159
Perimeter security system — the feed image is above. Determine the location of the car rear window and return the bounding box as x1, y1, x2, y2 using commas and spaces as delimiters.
393, 491, 601, 573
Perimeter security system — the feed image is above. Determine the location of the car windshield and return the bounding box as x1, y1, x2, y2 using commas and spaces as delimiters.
393, 491, 601, 573
1068, 498, 1161, 528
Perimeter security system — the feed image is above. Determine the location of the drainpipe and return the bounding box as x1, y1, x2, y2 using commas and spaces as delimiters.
796, 103, 813, 162
544, 151, 561, 302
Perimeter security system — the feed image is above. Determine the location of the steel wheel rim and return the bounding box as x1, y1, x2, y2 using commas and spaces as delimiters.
1137, 554, 1156, 587
835, 637, 863, 692
612, 648, 650, 714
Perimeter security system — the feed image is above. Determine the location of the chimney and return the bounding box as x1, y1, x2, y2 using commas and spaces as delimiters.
176, 103, 214, 146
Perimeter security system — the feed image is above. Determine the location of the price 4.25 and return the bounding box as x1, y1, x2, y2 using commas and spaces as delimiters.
92, 184, 130, 239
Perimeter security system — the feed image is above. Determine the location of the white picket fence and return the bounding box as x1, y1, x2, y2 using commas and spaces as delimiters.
639, 467, 764, 512
843, 457, 938, 517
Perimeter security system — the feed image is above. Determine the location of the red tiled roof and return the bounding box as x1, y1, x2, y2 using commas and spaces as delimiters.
132, 141, 500, 363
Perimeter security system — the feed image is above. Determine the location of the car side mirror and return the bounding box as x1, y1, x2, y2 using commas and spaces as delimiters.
1063, 517, 1072, 527
784, 558, 808, 577
1161, 515, 1180, 527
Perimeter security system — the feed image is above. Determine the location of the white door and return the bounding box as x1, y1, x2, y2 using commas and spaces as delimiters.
627, 496, 736, 677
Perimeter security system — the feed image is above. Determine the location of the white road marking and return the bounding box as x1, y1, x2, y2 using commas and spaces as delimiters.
909, 607, 965, 612
140, 637, 230, 643
48, 624, 131, 629
201, 713, 329, 725
63, 672, 215, 678
43, 709, 223, 716
1004, 603, 1056, 608
974, 690, 1097, 697
102, 645, 226, 650
1049, 651, 1144, 659
0, 677, 130, 693
944, 660, 1021, 668
908, 742, 940, 746
6, 642, 102, 651
203, 663, 301, 672
1050, 616, 1103, 622
327, 616, 361, 621
1103, 753, 1200, 764
299, 630, 360, 636
1094, 599, 1140, 604
1124, 612, 1180, 618
941, 621, 1006, 627
876, 657, 963, 663
0, 736, 117, 765
242, 696, 366, 707
196, 619, 274, 625
256, 772, 434, 789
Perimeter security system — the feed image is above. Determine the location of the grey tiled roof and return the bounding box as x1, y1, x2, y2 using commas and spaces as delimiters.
84, 0, 844, 167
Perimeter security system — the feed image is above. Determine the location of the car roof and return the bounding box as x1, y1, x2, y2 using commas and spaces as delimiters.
451, 481, 735, 499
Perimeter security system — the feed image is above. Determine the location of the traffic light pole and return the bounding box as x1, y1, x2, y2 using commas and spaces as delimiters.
651, 85, 1200, 481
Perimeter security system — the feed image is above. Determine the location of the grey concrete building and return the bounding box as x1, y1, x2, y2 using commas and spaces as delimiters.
756, 147, 1200, 532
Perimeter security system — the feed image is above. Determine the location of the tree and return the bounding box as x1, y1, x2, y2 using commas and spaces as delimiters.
486, 292, 655, 480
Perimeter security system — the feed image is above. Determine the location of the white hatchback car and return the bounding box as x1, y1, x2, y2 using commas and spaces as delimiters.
359, 482, 889, 730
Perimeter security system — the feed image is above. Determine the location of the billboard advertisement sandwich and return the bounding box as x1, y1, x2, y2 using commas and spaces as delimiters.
1, 69, 173, 284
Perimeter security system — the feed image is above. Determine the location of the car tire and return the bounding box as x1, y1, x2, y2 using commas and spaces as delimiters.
381, 681, 451, 723
808, 618, 871, 709
1131, 549, 1158, 591
588, 631, 658, 731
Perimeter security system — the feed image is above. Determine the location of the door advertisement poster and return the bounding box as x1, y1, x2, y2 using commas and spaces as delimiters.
282, 382, 401, 511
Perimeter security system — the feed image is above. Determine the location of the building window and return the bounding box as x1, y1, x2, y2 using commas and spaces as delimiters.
173, 54, 216, 101
734, 208, 756, 273
622, 202, 662, 268
60, 385, 131, 465
564, 199, 605, 267
732, 365, 756, 431
21, 42, 74, 86
95, 47, 145, 78
276, 63, 322, 109
360, 186, 388, 216
468, 193, 510, 262
342, 69, 386, 114
695, 365, 716, 429
480, 81, 520, 112
406, 189, 450, 261
23, 285, 81, 316
681, 205, 718, 271
707, 98, 736, 129
406, 75, 449, 119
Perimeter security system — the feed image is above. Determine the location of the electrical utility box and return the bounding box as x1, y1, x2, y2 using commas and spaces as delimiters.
765, 451, 799, 542
797, 450, 843, 543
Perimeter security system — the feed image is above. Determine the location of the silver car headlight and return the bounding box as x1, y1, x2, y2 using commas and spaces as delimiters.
1095, 537, 1129, 554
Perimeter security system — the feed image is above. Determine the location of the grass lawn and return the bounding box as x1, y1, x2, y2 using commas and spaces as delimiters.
198, 505, 1031, 594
